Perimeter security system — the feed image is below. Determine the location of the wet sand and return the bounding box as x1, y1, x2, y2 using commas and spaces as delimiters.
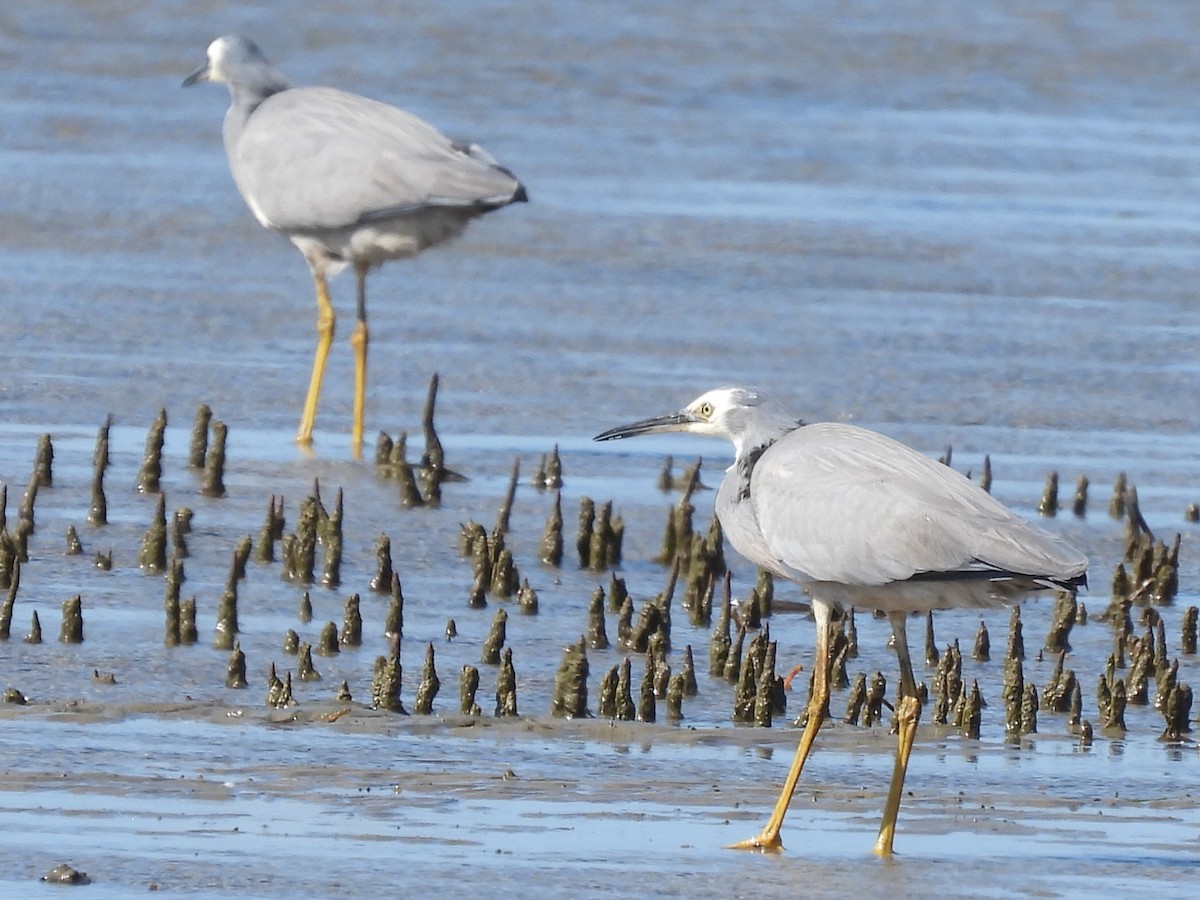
2, 1, 1200, 897
0, 702, 1198, 898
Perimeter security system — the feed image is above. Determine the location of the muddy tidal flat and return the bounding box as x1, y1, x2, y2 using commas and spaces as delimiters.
3, 2, 1200, 898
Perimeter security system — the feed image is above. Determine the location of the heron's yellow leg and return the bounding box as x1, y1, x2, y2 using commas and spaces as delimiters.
874, 611, 922, 857
873, 694, 921, 856
348, 262, 370, 458
728, 603, 831, 852
297, 269, 335, 446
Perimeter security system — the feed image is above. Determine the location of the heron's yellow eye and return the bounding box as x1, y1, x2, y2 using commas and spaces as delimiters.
697, 402, 713, 418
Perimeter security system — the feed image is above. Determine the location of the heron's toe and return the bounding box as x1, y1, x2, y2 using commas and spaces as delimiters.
725, 832, 784, 853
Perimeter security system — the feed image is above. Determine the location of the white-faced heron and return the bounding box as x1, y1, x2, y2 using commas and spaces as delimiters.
184, 36, 527, 453
595, 386, 1087, 855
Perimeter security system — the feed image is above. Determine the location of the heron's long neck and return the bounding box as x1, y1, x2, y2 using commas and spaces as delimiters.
223, 75, 289, 153
228, 70, 289, 119
733, 421, 800, 501
734, 442, 772, 501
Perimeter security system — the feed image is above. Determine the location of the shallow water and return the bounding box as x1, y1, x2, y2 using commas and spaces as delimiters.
2, 1, 1200, 896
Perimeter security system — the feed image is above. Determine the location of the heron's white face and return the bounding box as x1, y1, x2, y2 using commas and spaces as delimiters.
200, 37, 236, 84
182, 37, 228, 86
183, 36, 265, 88
593, 384, 783, 448
678, 387, 753, 438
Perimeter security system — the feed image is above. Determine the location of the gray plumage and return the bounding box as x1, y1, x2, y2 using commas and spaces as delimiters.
596, 386, 1088, 852
595, 385, 1086, 613
184, 36, 527, 450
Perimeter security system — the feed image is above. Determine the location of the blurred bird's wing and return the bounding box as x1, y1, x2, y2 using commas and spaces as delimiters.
230, 87, 521, 231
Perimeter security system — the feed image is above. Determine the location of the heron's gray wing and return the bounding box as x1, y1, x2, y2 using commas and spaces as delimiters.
229, 87, 519, 231
749, 423, 1085, 587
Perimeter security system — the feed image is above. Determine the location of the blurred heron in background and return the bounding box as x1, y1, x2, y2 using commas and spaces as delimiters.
185, 36, 527, 453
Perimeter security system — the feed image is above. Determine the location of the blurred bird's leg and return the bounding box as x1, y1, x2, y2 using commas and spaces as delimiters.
728, 601, 832, 852
297, 264, 335, 447
348, 261, 370, 458
874, 610, 922, 857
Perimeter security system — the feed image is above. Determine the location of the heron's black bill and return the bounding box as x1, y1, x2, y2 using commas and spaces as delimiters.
593, 412, 694, 442
182, 65, 209, 88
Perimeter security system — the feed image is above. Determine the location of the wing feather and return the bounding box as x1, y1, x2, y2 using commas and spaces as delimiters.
229, 87, 520, 231
749, 423, 1086, 587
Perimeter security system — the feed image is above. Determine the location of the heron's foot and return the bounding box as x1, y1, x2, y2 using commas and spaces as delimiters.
294, 432, 317, 460
725, 831, 784, 853
872, 833, 897, 857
